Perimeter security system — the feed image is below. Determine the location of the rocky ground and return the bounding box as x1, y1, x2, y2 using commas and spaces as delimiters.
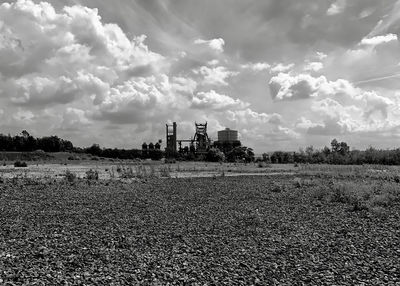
0, 174, 399, 285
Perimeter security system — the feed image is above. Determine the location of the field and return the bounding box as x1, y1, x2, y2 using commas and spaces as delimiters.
1, 162, 400, 285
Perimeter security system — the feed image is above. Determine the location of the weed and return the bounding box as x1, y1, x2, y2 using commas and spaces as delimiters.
165, 158, 176, 164
119, 166, 135, 178
86, 169, 99, 180
149, 164, 156, 177
293, 177, 302, 188
108, 167, 115, 179
369, 193, 393, 208
64, 170, 77, 183
159, 165, 171, 178
135, 164, 147, 178
271, 183, 283, 193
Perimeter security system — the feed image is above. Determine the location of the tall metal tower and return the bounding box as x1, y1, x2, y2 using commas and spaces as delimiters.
193, 122, 211, 154
166, 122, 177, 153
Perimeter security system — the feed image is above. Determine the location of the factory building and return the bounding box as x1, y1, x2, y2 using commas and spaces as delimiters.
217, 128, 238, 143
214, 128, 241, 154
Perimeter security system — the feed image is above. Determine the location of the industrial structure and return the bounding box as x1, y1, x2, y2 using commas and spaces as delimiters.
165, 122, 211, 156
165, 122, 242, 157
213, 127, 241, 154
217, 128, 239, 143
165, 122, 177, 153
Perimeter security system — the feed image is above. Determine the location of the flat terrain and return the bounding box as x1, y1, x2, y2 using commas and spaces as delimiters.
0, 160, 295, 180
1, 167, 400, 285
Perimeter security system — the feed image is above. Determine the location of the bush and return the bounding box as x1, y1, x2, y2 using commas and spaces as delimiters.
159, 165, 171, 178
206, 148, 225, 162
14, 161, 27, 167
64, 170, 77, 183
85, 169, 99, 180
165, 158, 176, 164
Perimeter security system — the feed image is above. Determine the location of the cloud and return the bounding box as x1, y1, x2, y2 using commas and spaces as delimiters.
270, 63, 294, 74
269, 71, 394, 117
0, 0, 164, 107
193, 66, 238, 86
93, 75, 189, 124
269, 73, 328, 100
316, 52, 328, 60
311, 98, 361, 119
295, 117, 320, 130
61, 108, 91, 130
223, 108, 298, 145
327, 0, 347, 16
360, 34, 398, 46
207, 59, 219, 66
194, 38, 225, 53
5, 75, 80, 106
13, 108, 35, 123
241, 62, 270, 72
367, 1, 400, 37
191, 90, 249, 110
304, 61, 323, 72
226, 108, 282, 125
307, 118, 350, 135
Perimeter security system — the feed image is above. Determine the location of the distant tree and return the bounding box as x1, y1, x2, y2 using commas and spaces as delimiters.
331, 139, 339, 153
155, 142, 161, 150
226, 146, 254, 163
21, 130, 30, 138
148, 142, 154, 150
246, 148, 255, 162
262, 153, 270, 163
86, 144, 102, 157
142, 142, 148, 150
148, 149, 163, 160
206, 148, 225, 162
322, 146, 331, 156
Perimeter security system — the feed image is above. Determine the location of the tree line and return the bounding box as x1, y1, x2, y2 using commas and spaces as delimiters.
267, 139, 400, 165
3, 131, 400, 165
84, 143, 163, 160
0, 131, 73, 152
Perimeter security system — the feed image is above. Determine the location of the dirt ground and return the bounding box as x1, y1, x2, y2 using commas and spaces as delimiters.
0, 173, 399, 285
0, 160, 296, 180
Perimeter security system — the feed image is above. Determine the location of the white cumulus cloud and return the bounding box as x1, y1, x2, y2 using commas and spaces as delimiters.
360, 34, 398, 46
270, 63, 295, 74
327, 0, 347, 16
192, 90, 249, 110
193, 66, 238, 86
194, 38, 225, 53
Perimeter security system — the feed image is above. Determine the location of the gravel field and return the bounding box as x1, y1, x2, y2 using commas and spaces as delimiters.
1, 174, 399, 285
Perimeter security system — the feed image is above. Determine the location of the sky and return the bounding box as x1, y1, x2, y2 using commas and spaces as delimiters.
1, 0, 400, 152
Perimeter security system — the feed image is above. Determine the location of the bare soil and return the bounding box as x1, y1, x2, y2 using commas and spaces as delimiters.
0, 175, 399, 285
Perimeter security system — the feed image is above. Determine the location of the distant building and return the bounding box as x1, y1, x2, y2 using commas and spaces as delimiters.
217, 128, 238, 143
214, 128, 241, 154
